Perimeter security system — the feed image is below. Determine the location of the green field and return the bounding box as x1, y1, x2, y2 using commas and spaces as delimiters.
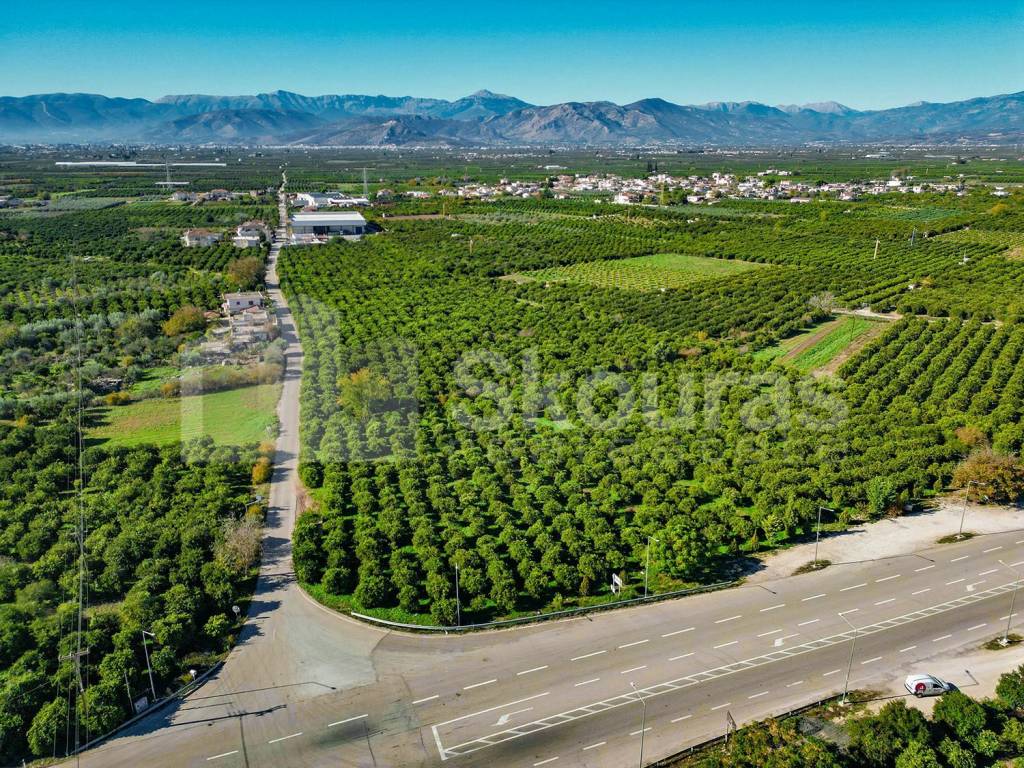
525, 252, 767, 291
89, 383, 281, 447
757, 316, 882, 373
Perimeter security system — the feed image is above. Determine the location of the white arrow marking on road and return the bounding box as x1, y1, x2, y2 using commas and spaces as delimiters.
774, 633, 799, 647
493, 707, 533, 726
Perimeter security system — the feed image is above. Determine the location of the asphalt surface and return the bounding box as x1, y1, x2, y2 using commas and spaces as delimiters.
59, 183, 1024, 768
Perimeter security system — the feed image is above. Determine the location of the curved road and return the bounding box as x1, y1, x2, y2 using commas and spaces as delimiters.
69, 188, 1024, 768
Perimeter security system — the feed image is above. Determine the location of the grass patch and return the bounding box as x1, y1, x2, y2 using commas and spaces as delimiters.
937, 531, 976, 544
526, 253, 767, 291
129, 365, 180, 395
983, 633, 1022, 651
88, 383, 281, 447
794, 559, 832, 575
789, 317, 877, 372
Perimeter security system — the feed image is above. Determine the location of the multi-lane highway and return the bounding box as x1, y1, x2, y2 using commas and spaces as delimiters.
64, 182, 1024, 768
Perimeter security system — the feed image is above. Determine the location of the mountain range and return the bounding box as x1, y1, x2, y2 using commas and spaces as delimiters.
1, 88, 1021, 146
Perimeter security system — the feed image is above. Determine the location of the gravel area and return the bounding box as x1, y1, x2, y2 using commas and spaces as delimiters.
749, 498, 1024, 584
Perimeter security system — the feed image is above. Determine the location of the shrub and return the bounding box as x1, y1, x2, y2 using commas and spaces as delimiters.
162, 305, 207, 337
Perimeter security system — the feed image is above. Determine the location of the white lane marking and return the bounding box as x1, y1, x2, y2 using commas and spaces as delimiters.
621, 666, 647, 675
979, 569, 999, 576
823, 669, 842, 677
876, 574, 901, 583
571, 650, 606, 662
464, 679, 497, 691
875, 598, 896, 606
207, 752, 239, 762
1016, 539, 1024, 544
619, 639, 649, 649
671, 715, 692, 723
899, 645, 917, 653
436, 692, 550, 729
802, 594, 826, 602
534, 758, 559, 766
575, 678, 600, 687
757, 629, 783, 637
710, 702, 731, 711
268, 732, 302, 744
713, 641, 738, 649
1011, 561, 1024, 568
946, 579, 966, 585
933, 634, 952, 642
760, 604, 786, 612
669, 653, 694, 661
786, 680, 804, 687
951, 556, 969, 563
966, 581, 987, 592
915, 565, 935, 572
583, 742, 606, 751
912, 588, 932, 595
748, 691, 769, 699
861, 656, 883, 665
715, 615, 742, 624
797, 619, 819, 627
329, 714, 368, 727
517, 666, 548, 676
983, 546, 1003, 553
841, 583, 867, 592
630, 728, 653, 736
1000, 613, 1019, 620
968, 623, 988, 631
662, 627, 695, 637
493, 708, 533, 727
413, 695, 439, 705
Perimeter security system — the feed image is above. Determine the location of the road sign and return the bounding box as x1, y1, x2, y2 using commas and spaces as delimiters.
611, 573, 623, 594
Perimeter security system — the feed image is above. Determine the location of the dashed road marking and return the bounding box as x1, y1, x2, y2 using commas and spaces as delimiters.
630, 727, 653, 736
206, 752, 239, 762
786, 680, 804, 687
861, 656, 882, 665
915, 565, 935, 572
823, 669, 841, 677
748, 691, 769, 698
713, 641, 738, 649
951, 556, 969, 563
671, 715, 692, 723
876, 574, 901, 583
932, 634, 952, 642
979, 569, 999, 576
797, 619, 819, 627
968, 623, 987, 631
464, 680, 497, 691
983, 546, 1003, 553
329, 714, 368, 727
899, 645, 917, 653
517, 666, 548, 676
946, 579, 965, 585
841, 583, 867, 592
534, 758, 559, 766
710, 702, 731, 711
802, 594, 826, 602
621, 666, 647, 675
757, 629, 783, 637
715, 615, 742, 624
669, 653, 695, 661
268, 732, 302, 744
413, 695, 439, 704
583, 742, 606, 751
875, 598, 896, 606
575, 678, 600, 687
760, 604, 786, 612
912, 588, 931, 596
662, 628, 695, 638
571, 651, 606, 662
619, 639, 649, 649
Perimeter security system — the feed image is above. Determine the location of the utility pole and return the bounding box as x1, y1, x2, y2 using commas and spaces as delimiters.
999, 560, 1021, 646
958, 481, 988, 539
644, 536, 659, 598
362, 167, 368, 198
839, 611, 858, 704
123, 669, 134, 712
141, 630, 157, 702
629, 682, 647, 768
454, 564, 461, 627
814, 507, 834, 568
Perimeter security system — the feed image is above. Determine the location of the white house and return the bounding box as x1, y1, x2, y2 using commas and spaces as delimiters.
181, 229, 222, 247
233, 220, 269, 248
222, 292, 264, 315
289, 211, 367, 243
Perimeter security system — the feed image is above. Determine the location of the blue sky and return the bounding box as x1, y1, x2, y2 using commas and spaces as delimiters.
2, 1, 1021, 109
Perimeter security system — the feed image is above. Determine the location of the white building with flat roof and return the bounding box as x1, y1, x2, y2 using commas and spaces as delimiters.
289, 211, 367, 244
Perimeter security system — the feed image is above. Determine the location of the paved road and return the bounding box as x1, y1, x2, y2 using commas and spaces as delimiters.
64, 182, 1024, 768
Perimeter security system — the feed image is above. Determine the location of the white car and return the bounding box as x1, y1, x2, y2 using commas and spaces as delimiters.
904, 674, 953, 697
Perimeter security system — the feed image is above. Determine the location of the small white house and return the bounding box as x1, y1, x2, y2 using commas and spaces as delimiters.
233, 220, 269, 248
222, 292, 264, 315
182, 229, 222, 247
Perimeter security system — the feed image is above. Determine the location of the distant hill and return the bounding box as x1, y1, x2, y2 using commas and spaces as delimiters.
1, 88, 1022, 146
